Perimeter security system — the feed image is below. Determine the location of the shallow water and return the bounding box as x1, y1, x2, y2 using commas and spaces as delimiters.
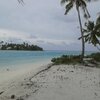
0, 50, 95, 69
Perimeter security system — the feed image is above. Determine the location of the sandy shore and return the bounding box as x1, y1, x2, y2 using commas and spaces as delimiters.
0, 63, 100, 100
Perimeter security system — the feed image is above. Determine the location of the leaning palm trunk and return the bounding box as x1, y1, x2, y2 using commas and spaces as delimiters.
77, 7, 85, 61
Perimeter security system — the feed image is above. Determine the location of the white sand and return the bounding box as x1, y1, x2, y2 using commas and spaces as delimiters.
0, 64, 100, 100
0, 61, 50, 83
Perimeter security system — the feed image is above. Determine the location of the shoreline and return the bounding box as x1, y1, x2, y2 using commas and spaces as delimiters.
0, 62, 100, 100
0, 62, 53, 100
0, 59, 51, 84
0, 59, 51, 83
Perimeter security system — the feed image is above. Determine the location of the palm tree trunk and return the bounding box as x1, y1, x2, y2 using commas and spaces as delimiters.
77, 7, 85, 61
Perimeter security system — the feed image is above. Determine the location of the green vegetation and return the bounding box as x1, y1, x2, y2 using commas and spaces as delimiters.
0, 42, 43, 51
87, 52, 100, 62
51, 52, 100, 65
51, 55, 81, 65
83, 16, 100, 49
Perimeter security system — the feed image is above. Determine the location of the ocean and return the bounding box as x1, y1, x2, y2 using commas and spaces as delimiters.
0, 50, 95, 69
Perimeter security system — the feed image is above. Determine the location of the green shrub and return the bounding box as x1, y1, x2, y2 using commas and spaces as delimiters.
51, 52, 100, 65
87, 52, 100, 62
51, 55, 81, 65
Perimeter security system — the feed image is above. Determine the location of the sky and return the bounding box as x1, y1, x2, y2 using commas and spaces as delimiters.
0, 0, 100, 50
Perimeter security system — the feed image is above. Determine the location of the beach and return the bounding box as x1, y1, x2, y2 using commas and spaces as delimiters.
0, 0, 100, 99
0, 62, 100, 100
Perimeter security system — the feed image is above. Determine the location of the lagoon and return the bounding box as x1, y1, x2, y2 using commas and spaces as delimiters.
0, 50, 95, 69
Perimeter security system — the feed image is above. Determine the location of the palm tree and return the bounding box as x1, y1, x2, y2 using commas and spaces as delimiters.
83, 16, 100, 50
61, 0, 90, 61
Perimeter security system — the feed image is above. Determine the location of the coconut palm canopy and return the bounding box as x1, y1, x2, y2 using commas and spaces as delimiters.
83, 16, 100, 46
61, 0, 90, 18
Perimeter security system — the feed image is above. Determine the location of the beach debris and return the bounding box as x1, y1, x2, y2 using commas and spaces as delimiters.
11, 94, 15, 99
0, 91, 4, 95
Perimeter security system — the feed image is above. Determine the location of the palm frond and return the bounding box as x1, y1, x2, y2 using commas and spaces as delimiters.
84, 7, 91, 18
75, 0, 90, 19
87, 21, 94, 31
83, 17, 100, 46
81, 0, 87, 7
83, 28, 89, 33
80, 0, 90, 19
91, 33, 100, 46
61, 0, 69, 4
84, 30, 100, 46
95, 32, 100, 37
84, 34, 90, 42
94, 24, 100, 31
96, 16, 100, 25
64, 1, 73, 15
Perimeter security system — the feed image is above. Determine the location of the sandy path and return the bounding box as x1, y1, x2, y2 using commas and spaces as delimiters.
27, 65, 100, 100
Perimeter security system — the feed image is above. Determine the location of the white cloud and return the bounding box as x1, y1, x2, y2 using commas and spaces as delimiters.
0, 0, 100, 51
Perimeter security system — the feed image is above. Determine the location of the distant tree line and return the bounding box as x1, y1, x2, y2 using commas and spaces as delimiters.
0, 42, 43, 51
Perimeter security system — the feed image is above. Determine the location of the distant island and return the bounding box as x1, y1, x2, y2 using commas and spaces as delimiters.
0, 42, 43, 51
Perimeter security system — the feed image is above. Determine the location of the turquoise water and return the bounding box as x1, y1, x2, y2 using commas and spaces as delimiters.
0, 50, 95, 68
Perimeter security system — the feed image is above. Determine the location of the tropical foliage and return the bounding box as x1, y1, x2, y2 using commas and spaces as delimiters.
87, 52, 100, 62
0, 42, 43, 51
61, 0, 90, 18
51, 55, 81, 64
83, 16, 100, 47
51, 52, 100, 65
